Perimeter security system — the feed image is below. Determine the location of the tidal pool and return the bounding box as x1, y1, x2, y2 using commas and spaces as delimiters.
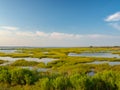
68, 52, 120, 58
86, 61, 120, 66
87, 69, 95, 76
0, 57, 56, 66
0, 49, 17, 53
21, 66, 48, 72
69, 52, 120, 65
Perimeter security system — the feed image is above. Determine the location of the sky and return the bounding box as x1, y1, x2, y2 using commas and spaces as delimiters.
0, 0, 120, 47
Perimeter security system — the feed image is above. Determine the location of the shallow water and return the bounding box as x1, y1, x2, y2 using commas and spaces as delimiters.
87, 71, 95, 76
86, 61, 120, 66
0, 57, 56, 65
68, 52, 120, 58
0, 49, 16, 53
21, 66, 48, 72
0, 61, 13, 66
87, 69, 95, 76
69, 52, 120, 65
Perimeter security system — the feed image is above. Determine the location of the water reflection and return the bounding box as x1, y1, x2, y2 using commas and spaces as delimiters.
0, 50, 16, 53
21, 66, 48, 72
0, 57, 56, 65
68, 52, 120, 58
87, 69, 95, 76
86, 61, 120, 66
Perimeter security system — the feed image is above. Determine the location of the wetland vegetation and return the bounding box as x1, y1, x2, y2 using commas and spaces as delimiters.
0, 47, 120, 90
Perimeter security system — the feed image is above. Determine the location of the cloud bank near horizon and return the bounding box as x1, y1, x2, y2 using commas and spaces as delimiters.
0, 26, 120, 47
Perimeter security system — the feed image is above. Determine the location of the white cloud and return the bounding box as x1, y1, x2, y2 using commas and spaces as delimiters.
16, 31, 35, 37
104, 12, 120, 30
0, 26, 18, 30
36, 31, 75, 39
0, 30, 12, 36
105, 12, 120, 22
50, 32, 74, 39
36, 31, 49, 37
109, 23, 120, 30
35, 32, 109, 40
0, 26, 120, 46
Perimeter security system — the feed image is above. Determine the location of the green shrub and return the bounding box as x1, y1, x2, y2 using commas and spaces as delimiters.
10, 68, 37, 85
0, 67, 11, 84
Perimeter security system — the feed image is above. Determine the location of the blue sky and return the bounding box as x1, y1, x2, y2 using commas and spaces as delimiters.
0, 0, 120, 47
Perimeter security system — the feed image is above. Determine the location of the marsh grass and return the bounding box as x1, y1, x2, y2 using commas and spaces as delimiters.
0, 60, 7, 64
11, 59, 39, 66
0, 47, 120, 89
